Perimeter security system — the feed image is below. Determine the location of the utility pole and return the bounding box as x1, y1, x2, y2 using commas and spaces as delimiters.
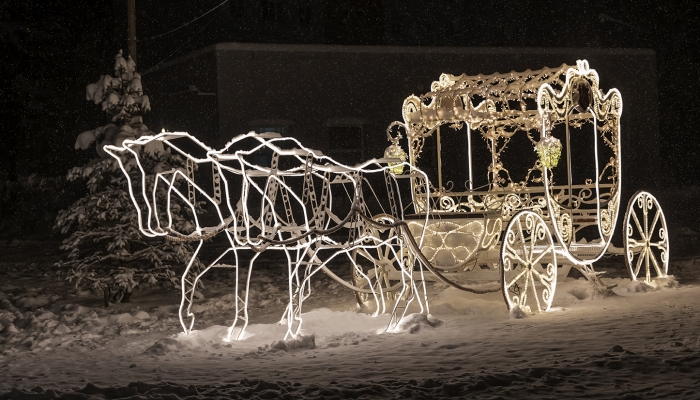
127, 0, 137, 64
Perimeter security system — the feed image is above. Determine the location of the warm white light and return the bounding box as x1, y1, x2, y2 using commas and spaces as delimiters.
623, 191, 669, 284
104, 131, 431, 340
389, 59, 666, 309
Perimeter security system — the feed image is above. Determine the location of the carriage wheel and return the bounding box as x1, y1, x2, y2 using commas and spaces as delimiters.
351, 214, 407, 314
623, 191, 669, 284
500, 210, 558, 314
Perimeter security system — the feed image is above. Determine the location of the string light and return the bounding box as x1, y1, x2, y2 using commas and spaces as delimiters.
104, 131, 432, 340
390, 59, 668, 309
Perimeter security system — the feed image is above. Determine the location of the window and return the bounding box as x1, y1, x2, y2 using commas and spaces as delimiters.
298, 5, 312, 25
230, 2, 246, 19
261, 0, 283, 21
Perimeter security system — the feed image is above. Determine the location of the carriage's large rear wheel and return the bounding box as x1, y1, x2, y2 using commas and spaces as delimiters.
500, 210, 558, 314
351, 215, 408, 314
623, 191, 669, 284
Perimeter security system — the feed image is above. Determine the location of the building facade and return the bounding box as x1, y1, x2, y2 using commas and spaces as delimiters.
144, 43, 658, 193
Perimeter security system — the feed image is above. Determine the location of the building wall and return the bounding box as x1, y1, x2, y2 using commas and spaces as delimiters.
146, 51, 219, 144
147, 43, 658, 197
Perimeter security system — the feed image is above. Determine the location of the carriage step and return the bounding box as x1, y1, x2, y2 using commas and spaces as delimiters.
568, 243, 606, 258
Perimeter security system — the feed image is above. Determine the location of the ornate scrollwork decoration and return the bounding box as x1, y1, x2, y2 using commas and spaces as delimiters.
500, 211, 557, 313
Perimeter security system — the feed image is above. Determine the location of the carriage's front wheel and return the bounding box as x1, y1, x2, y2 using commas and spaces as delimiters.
500, 210, 558, 314
623, 191, 669, 284
351, 214, 408, 314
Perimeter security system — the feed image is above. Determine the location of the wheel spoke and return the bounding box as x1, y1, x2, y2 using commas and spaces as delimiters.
648, 210, 660, 238
631, 209, 646, 241
624, 192, 669, 284
353, 215, 414, 314
518, 270, 530, 308
531, 246, 553, 267
627, 238, 642, 247
516, 218, 528, 258
504, 244, 529, 266
633, 246, 645, 277
531, 264, 555, 287
501, 211, 556, 314
527, 232, 535, 266
363, 268, 377, 280
505, 267, 529, 290
647, 247, 664, 278
645, 247, 651, 284
529, 271, 543, 313
648, 240, 668, 249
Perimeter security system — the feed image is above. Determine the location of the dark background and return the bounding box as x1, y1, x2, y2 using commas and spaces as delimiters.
1, 0, 698, 184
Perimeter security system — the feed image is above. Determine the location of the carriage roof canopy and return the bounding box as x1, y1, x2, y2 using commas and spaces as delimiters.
396, 59, 623, 216
429, 63, 571, 107
402, 60, 621, 137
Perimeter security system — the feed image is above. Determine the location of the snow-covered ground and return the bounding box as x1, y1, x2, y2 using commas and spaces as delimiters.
2, 240, 700, 399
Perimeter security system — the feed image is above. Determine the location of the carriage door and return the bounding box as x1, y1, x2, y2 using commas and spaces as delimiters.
559, 77, 608, 247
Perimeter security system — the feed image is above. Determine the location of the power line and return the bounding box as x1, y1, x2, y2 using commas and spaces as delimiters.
142, 7, 225, 76
137, 0, 229, 42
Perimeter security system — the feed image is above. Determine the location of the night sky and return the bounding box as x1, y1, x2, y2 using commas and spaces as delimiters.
1, 0, 698, 184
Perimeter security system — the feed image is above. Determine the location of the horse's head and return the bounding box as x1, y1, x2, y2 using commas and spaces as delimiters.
104, 131, 227, 241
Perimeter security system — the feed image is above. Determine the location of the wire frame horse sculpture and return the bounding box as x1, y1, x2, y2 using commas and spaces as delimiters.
104, 131, 431, 340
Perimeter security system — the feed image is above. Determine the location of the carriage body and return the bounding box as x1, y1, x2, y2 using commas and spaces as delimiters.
378, 60, 669, 313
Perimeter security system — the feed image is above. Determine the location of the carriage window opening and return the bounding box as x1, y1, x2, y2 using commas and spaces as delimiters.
437, 124, 492, 193
497, 128, 539, 185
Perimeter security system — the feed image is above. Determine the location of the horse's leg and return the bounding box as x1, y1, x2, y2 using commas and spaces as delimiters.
224, 245, 243, 341
229, 251, 259, 340
282, 248, 300, 339
386, 241, 417, 331
178, 240, 205, 334
215, 233, 248, 341
283, 244, 311, 340
286, 243, 325, 340
279, 247, 294, 325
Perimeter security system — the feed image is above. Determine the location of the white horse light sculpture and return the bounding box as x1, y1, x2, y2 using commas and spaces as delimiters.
104, 131, 430, 340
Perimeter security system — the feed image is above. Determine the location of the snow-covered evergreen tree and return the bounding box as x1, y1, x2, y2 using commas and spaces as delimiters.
54, 50, 200, 302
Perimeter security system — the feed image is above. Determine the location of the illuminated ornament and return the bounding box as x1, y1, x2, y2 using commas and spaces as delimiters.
103, 131, 430, 341
384, 122, 408, 175
384, 141, 407, 175
535, 135, 562, 169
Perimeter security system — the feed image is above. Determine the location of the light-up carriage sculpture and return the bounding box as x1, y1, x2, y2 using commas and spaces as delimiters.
105, 131, 431, 340
360, 60, 670, 314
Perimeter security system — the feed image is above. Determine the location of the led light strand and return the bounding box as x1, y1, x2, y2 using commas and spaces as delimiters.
104, 131, 431, 340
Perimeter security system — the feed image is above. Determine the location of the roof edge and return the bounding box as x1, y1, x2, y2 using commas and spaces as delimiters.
145, 43, 656, 74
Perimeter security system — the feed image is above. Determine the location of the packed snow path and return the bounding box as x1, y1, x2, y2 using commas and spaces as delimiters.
2, 240, 700, 399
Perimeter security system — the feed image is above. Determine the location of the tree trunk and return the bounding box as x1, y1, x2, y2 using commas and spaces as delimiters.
103, 286, 111, 308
